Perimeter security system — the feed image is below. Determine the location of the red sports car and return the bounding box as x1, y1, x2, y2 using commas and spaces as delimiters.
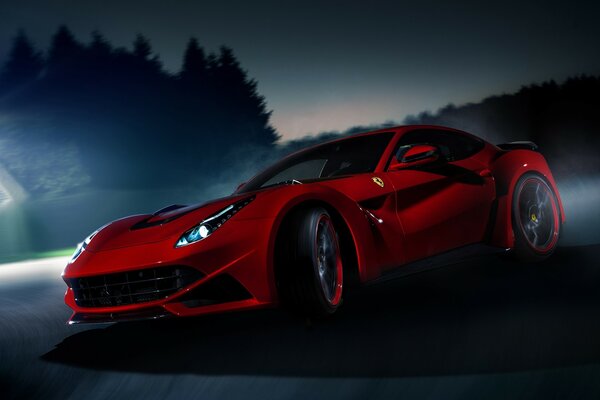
63, 125, 564, 323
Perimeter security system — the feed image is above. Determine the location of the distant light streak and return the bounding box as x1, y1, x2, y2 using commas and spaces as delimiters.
0, 204, 31, 256
0, 256, 69, 286
0, 161, 27, 206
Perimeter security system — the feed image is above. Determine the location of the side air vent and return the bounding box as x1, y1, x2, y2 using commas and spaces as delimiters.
66, 265, 203, 308
178, 274, 252, 308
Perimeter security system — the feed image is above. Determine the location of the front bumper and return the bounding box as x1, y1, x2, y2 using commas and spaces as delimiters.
63, 218, 277, 324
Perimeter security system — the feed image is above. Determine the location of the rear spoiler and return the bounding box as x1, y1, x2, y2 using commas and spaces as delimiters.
497, 141, 538, 151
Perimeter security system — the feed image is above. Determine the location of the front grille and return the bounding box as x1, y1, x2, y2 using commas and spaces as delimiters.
67, 266, 203, 308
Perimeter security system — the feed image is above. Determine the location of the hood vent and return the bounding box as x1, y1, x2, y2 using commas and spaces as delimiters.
153, 204, 187, 216
131, 204, 201, 230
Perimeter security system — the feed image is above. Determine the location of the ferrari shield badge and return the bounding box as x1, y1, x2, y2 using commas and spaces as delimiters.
372, 177, 384, 188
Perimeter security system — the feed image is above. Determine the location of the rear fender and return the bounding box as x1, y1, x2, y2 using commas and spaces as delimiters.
489, 150, 565, 248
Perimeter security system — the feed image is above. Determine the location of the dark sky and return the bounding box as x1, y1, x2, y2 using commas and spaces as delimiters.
0, 0, 599, 139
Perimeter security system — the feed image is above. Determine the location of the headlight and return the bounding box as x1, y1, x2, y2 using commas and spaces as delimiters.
69, 228, 102, 263
175, 196, 254, 247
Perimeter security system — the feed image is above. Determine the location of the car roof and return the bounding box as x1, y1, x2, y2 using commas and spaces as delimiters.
290, 124, 482, 149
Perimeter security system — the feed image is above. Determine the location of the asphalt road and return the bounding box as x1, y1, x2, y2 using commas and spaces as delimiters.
2, 245, 600, 399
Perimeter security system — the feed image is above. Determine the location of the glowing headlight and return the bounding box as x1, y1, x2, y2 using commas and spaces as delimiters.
69, 228, 101, 263
175, 196, 254, 248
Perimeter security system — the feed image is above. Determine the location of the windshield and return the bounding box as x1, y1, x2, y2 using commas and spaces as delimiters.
239, 132, 395, 193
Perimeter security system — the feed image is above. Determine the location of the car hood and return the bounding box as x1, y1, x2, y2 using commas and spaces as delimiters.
82, 178, 358, 253
85, 193, 253, 252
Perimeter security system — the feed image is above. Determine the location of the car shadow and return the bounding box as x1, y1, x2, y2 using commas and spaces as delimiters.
42, 244, 600, 378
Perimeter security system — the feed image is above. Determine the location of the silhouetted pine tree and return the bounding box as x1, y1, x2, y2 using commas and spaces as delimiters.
0, 30, 43, 95
211, 46, 279, 146
174, 38, 211, 161
89, 31, 112, 58
132, 34, 160, 69
133, 34, 152, 59
180, 37, 208, 84
83, 32, 114, 87
47, 25, 83, 70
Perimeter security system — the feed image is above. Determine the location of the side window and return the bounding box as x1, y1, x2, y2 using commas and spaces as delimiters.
395, 129, 483, 162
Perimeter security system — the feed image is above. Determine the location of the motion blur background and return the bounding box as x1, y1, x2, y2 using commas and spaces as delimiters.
0, 0, 599, 260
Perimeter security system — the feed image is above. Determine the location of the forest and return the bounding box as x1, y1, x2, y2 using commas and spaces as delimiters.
0, 27, 278, 194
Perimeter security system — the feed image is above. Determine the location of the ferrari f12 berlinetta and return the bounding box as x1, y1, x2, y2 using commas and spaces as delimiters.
63, 125, 564, 323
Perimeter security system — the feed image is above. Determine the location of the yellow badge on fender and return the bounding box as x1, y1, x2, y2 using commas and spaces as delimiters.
372, 177, 384, 188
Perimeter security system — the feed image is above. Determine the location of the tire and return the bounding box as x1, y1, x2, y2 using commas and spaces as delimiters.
277, 207, 344, 318
511, 173, 561, 262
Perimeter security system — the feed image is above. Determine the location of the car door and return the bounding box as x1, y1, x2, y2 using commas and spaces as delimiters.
384, 129, 495, 263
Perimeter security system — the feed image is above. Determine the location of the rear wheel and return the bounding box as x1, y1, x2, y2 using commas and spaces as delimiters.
277, 207, 344, 317
512, 173, 560, 262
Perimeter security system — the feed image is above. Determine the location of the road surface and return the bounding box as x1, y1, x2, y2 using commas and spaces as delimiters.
2, 245, 600, 399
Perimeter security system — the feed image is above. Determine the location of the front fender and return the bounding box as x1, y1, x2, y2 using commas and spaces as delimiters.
247, 184, 380, 291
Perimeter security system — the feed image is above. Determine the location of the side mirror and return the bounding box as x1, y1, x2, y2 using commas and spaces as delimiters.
235, 182, 246, 192
389, 144, 441, 171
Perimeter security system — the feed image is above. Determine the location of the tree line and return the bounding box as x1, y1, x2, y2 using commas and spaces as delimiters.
0, 27, 597, 194
0, 27, 279, 191
404, 76, 600, 178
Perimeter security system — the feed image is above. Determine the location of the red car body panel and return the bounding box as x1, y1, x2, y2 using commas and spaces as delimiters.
62, 125, 565, 323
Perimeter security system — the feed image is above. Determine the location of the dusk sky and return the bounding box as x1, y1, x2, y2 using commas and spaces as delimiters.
0, 0, 599, 140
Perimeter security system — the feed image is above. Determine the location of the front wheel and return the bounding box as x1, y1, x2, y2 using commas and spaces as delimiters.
277, 207, 344, 318
512, 173, 561, 262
